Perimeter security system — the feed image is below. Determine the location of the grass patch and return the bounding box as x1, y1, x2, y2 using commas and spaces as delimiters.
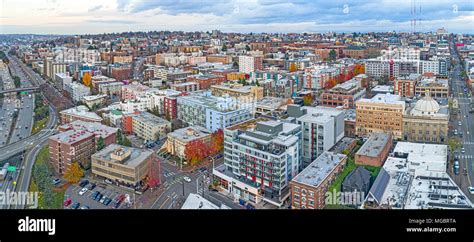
31, 117, 48, 135
327, 157, 357, 193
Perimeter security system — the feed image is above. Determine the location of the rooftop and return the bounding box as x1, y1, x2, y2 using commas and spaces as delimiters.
49, 129, 95, 144
181, 193, 229, 209
60, 105, 102, 122
133, 112, 170, 125
357, 93, 405, 106
168, 125, 212, 142
291, 151, 347, 188
356, 133, 392, 158
92, 144, 152, 168
58, 120, 117, 139
371, 85, 394, 93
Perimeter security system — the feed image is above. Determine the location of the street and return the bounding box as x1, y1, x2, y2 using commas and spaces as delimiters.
449, 38, 474, 201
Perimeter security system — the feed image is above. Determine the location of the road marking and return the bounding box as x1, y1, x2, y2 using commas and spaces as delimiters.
159, 196, 171, 209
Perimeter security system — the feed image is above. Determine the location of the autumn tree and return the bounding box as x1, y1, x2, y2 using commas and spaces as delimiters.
210, 129, 224, 155
353, 64, 365, 75
63, 162, 84, 184
184, 139, 210, 166
303, 94, 313, 106
289, 63, 298, 72
82, 72, 92, 87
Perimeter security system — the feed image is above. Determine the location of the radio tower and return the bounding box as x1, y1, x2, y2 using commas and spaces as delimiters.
411, 0, 422, 33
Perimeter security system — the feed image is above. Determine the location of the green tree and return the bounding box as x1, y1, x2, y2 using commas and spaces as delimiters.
122, 136, 132, 147
245, 45, 251, 51
448, 137, 462, 159
116, 129, 123, 144
97, 137, 105, 151
222, 44, 227, 51
329, 49, 337, 61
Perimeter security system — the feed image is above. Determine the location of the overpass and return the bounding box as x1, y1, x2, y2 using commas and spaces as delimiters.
0, 86, 39, 95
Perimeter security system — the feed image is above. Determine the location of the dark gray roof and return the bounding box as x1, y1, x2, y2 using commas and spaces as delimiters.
367, 168, 390, 204
342, 166, 371, 189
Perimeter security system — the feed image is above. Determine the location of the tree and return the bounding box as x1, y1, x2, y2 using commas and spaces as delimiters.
97, 137, 105, 151
63, 162, 84, 184
448, 137, 462, 159
289, 63, 298, 72
303, 94, 313, 106
329, 49, 337, 61
116, 129, 123, 144
245, 45, 251, 51
122, 136, 132, 147
12, 76, 21, 88
222, 44, 227, 52
353, 64, 365, 76
82, 72, 92, 87
184, 139, 210, 166
146, 156, 161, 190
210, 129, 224, 155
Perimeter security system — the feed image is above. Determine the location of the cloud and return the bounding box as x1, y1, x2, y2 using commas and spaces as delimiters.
87, 19, 140, 24
88, 5, 104, 12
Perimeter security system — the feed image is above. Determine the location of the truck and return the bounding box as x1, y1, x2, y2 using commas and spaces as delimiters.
0, 163, 9, 181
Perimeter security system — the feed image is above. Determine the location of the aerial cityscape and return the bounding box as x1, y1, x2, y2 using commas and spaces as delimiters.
0, 0, 473, 214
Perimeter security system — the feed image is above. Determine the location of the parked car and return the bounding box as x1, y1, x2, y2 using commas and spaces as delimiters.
71, 202, 81, 209
63, 198, 72, 207
105, 179, 113, 185
95, 193, 103, 201
79, 180, 89, 188
79, 187, 88, 196
88, 183, 96, 190
91, 191, 100, 200
100, 196, 108, 204
469, 186, 474, 195
104, 198, 113, 206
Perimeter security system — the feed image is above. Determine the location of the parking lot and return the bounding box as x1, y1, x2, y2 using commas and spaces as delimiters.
64, 180, 134, 210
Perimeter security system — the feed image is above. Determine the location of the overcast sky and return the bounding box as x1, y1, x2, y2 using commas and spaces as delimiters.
1, 0, 473, 34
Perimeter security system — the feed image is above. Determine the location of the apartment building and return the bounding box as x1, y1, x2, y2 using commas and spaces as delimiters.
394, 74, 422, 97
58, 120, 117, 146
239, 56, 263, 74
54, 73, 72, 91
290, 151, 347, 209
59, 105, 103, 124
213, 118, 302, 207
177, 92, 253, 132
64, 82, 91, 103
166, 126, 212, 160
414, 76, 449, 98
287, 105, 345, 168
320, 78, 366, 109
49, 130, 96, 174
132, 112, 171, 141
210, 83, 264, 102
356, 93, 405, 139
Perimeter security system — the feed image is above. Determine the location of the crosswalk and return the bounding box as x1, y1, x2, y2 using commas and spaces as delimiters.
462, 141, 474, 145
456, 155, 473, 159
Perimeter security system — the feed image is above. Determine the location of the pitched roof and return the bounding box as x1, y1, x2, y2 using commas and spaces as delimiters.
366, 168, 390, 205
342, 166, 371, 189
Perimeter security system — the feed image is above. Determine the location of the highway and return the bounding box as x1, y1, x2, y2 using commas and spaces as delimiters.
0, 62, 17, 146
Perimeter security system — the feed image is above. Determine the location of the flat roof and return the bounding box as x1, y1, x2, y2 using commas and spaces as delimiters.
49, 129, 95, 144
133, 112, 170, 125
92, 144, 152, 168
60, 105, 103, 121
181, 193, 222, 209
356, 132, 392, 157
58, 120, 117, 139
392, 142, 447, 172
292, 151, 347, 188
167, 125, 212, 142
357, 93, 405, 106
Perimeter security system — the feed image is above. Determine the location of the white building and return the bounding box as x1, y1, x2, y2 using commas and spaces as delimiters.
64, 82, 91, 103
239, 56, 262, 74
287, 105, 345, 168
177, 92, 253, 132
213, 118, 302, 207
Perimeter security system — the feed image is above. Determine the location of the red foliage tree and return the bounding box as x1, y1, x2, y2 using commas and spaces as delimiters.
146, 156, 161, 189
184, 139, 211, 166
210, 129, 224, 156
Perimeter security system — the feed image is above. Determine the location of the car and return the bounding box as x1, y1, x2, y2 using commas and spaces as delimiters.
183, 176, 191, 183
71, 202, 81, 209
104, 198, 113, 206
459, 121, 462, 126
198, 167, 207, 173
461, 148, 466, 154
113, 201, 122, 209
453, 161, 460, 175
52, 178, 61, 186
91, 191, 100, 200
95, 193, 103, 201
469, 187, 474, 195
80, 205, 90, 209
105, 179, 113, 185
63, 198, 72, 207
79, 180, 89, 188
100, 196, 108, 204
79, 187, 88, 196
88, 183, 96, 190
